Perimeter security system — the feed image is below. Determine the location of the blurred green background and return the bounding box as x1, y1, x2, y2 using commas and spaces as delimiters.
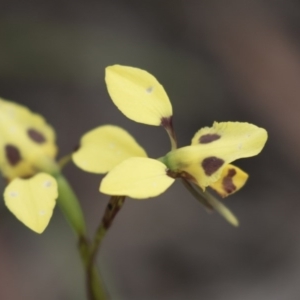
1, 0, 300, 299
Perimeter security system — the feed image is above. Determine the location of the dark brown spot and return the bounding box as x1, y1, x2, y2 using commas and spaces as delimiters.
5, 145, 22, 166
27, 128, 46, 144
202, 157, 224, 176
222, 168, 237, 194
199, 134, 221, 144
107, 203, 113, 210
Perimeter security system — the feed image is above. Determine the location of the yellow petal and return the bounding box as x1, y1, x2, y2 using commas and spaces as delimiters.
0, 98, 57, 180
72, 125, 147, 173
4, 173, 58, 233
163, 122, 267, 189
100, 157, 175, 199
191, 121, 267, 151
105, 65, 173, 126
209, 164, 249, 197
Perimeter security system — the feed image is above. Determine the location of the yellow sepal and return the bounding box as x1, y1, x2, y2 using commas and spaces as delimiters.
100, 157, 175, 199
163, 122, 267, 189
4, 173, 58, 233
105, 65, 173, 126
209, 164, 249, 197
0, 98, 57, 180
72, 125, 147, 173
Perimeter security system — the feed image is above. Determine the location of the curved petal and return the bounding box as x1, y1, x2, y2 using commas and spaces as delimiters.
0, 98, 57, 180
163, 122, 267, 189
105, 65, 173, 126
209, 164, 249, 197
191, 122, 267, 153
72, 125, 147, 173
4, 173, 58, 233
100, 157, 175, 199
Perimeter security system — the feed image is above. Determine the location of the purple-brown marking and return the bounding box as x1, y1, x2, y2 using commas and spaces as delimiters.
20, 174, 35, 180
5, 145, 22, 166
166, 169, 179, 179
161, 116, 177, 148
161, 116, 172, 128
202, 156, 224, 176
199, 134, 221, 144
27, 128, 46, 144
167, 169, 198, 184
102, 196, 125, 230
222, 168, 237, 194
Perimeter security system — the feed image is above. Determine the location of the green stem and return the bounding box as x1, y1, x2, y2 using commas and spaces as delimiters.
79, 236, 107, 300
92, 196, 125, 256
87, 196, 126, 298
55, 173, 107, 300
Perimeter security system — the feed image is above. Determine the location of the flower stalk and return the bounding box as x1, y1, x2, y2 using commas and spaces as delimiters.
87, 196, 125, 300
56, 172, 109, 300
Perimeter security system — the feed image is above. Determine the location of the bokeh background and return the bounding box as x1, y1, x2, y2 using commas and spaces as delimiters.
1, 0, 300, 299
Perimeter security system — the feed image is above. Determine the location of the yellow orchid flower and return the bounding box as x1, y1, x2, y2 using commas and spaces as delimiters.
73, 122, 266, 225
99, 122, 266, 198
0, 98, 59, 233
73, 65, 268, 225
0, 98, 85, 235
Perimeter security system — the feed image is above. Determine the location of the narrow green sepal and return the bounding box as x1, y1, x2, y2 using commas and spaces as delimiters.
182, 179, 239, 227
181, 179, 213, 211
196, 186, 239, 227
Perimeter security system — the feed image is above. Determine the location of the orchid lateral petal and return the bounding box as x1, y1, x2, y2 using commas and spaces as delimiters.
209, 164, 248, 197
100, 157, 175, 199
0, 98, 57, 180
163, 122, 267, 189
105, 65, 173, 126
4, 173, 58, 233
72, 125, 147, 174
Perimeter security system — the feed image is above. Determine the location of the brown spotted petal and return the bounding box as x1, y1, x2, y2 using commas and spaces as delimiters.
162, 122, 267, 189
209, 164, 249, 197
0, 98, 58, 180
191, 121, 267, 148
